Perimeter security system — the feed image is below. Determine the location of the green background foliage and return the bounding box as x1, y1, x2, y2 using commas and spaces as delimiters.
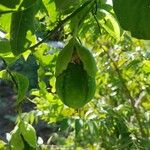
0, 0, 150, 149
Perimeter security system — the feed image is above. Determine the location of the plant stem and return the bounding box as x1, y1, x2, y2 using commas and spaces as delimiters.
28, 0, 95, 51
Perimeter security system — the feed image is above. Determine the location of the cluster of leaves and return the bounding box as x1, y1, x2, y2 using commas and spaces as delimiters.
0, 0, 150, 149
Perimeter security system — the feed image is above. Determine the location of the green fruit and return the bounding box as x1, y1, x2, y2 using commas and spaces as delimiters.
56, 62, 96, 109
55, 38, 97, 109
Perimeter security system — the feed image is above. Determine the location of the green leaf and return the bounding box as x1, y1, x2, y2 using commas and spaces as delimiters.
0, 0, 37, 13
20, 122, 37, 148
13, 72, 29, 104
0, 39, 11, 53
75, 119, 83, 137
55, 39, 74, 76
10, 0, 37, 55
70, 0, 93, 35
0, 0, 22, 12
42, 0, 57, 22
0, 14, 11, 32
34, 43, 54, 66
0, 0, 21, 9
142, 60, 150, 73
113, 0, 150, 39
0, 53, 17, 65
99, 10, 120, 40
54, 0, 79, 14
0, 70, 8, 80
0, 140, 6, 150
10, 126, 24, 150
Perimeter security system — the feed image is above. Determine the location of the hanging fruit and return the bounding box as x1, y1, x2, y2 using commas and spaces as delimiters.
55, 38, 97, 109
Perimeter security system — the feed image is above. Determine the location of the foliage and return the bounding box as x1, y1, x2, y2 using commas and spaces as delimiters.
113, 0, 150, 39
0, 0, 150, 149
56, 38, 96, 108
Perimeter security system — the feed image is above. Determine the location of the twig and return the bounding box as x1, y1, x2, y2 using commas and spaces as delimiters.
28, 0, 95, 51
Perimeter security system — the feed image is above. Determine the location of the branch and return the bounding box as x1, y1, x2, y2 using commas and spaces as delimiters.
29, 0, 95, 51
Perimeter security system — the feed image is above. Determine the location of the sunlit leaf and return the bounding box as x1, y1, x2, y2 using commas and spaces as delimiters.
20, 121, 37, 148
99, 10, 120, 40
0, 140, 6, 150
0, 14, 11, 33
10, 125, 24, 150
42, 0, 57, 22
142, 60, 150, 73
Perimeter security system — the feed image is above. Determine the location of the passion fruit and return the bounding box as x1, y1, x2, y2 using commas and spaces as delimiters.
55, 38, 97, 108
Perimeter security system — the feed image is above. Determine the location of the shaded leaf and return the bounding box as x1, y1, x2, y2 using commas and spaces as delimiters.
13, 72, 29, 104
0, 39, 11, 53
0, 0, 22, 12
113, 0, 150, 39
10, 0, 37, 55
54, 0, 79, 14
